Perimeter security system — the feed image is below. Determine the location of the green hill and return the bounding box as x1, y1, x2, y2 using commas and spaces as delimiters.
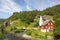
0, 5, 60, 40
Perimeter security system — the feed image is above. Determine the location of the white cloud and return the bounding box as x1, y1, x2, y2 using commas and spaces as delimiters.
24, 0, 32, 11
26, 5, 32, 10
0, 0, 22, 14
24, 0, 46, 10
24, 0, 60, 11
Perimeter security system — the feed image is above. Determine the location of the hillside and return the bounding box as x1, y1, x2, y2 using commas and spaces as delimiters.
8, 5, 60, 21
0, 5, 60, 40
0, 19, 5, 26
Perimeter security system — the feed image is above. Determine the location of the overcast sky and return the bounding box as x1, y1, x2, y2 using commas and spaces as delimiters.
0, 0, 60, 19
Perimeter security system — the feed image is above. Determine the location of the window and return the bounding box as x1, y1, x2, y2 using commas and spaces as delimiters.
42, 26, 44, 29
51, 23, 53, 25
48, 27, 50, 29
48, 23, 50, 25
51, 26, 53, 29
46, 26, 47, 29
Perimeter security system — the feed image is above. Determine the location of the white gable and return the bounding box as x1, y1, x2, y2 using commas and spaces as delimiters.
39, 16, 43, 26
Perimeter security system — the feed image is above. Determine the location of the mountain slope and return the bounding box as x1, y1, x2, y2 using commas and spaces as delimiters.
4, 4, 60, 40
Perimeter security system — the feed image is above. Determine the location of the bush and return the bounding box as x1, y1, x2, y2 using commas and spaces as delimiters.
14, 29, 24, 33
0, 33, 4, 39
25, 29, 45, 38
25, 29, 32, 35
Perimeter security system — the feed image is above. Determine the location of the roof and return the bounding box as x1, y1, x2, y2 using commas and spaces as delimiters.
42, 15, 53, 26
42, 20, 50, 26
39, 15, 53, 26
43, 15, 53, 21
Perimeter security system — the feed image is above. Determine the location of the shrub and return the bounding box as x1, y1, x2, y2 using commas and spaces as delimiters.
14, 29, 24, 33
0, 33, 4, 39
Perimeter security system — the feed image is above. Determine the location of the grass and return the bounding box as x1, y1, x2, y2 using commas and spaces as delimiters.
0, 33, 4, 39
11, 19, 28, 28
25, 29, 54, 40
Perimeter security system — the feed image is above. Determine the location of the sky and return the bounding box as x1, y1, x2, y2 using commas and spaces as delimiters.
0, 0, 60, 19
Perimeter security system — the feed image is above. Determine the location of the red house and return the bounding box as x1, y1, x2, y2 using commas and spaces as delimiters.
39, 16, 53, 32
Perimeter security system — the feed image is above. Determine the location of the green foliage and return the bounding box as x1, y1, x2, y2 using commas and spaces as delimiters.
11, 19, 28, 29
25, 29, 53, 39
0, 19, 5, 25
8, 10, 41, 24
4, 26, 12, 33
13, 29, 24, 33
0, 33, 4, 39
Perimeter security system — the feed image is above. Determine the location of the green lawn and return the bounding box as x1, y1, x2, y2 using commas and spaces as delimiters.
25, 29, 54, 40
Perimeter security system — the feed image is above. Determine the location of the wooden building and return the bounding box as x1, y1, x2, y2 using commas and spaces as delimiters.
39, 15, 53, 32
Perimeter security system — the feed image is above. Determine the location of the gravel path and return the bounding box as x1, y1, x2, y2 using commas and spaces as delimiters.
3, 33, 40, 40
